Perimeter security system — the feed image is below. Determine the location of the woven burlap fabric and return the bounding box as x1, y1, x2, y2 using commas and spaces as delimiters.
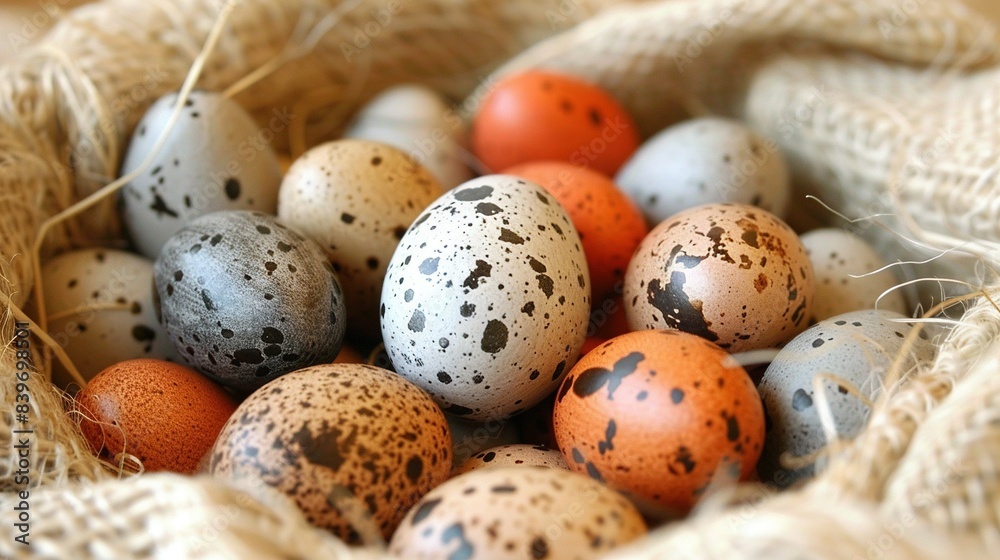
2, 0, 1000, 558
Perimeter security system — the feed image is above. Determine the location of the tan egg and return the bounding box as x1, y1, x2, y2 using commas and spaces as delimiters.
277, 140, 445, 343
624, 203, 814, 351
454, 444, 568, 475
390, 466, 647, 559
209, 363, 452, 542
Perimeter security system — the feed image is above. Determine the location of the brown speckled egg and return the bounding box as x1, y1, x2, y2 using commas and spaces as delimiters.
624, 203, 814, 351
75, 358, 238, 473
552, 330, 765, 514
454, 444, 569, 475
390, 466, 647, 559
209, 363, 451, 542
278, 139, 445, 343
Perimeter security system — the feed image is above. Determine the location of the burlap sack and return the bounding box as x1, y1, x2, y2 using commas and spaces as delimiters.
2, 0, 999, 558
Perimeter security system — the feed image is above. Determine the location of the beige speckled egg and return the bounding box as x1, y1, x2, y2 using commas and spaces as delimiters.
278, 140, 445, 342
209, 363, 452, 542
454, 444, 568, 475
624, 203, 814, 352
390, 466, 647, 559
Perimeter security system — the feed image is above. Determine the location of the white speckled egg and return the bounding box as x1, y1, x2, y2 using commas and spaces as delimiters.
209, 363, 452, 542
42, 248, 180, 389
120, 90, 283, 259
344, 85, 473, 189
758, 309, 934, 486
448, 414, 521, 467
454, 444, 568, 475
154, 210, 346, 393
390, 466, 647, 559
381, 175, 591, 421
801, 228, 908, 322
616, 117, 790, 225
624, 203, 814, 352
278, 139, 444, 343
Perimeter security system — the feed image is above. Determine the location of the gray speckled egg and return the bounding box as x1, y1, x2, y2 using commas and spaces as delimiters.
758, 309, 934, 487
153, 210, 345, 392
209, 363, 452, 542
381, 175, 591, 421
624, 203, 814, 352
801, 228, 909, 322
42, 248, 180, 389
390, 466, 647, 559
120, 90, 283, 259
278, 139, 444, 343
454, 444, 568, 475
616, 117, 790, 225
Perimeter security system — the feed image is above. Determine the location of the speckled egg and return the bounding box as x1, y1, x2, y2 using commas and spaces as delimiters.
624, 203, 814, 352
454, 444, 568, 475
344, 85, 473, 189
616, 117, 790, 225
503, 161, 649, 301
758, 310, 934, 487
390, 466, 647, 559
120, 90, 283, 259
278, 139, 444, 343
449, 414, 521, 467
42, 248, 181, 389
553, 330, 764, 514
473, 70, 640, 176
210, 363, 451, 541
801, 228, 909, 322
154, 210, 346, 393
75, 358, 238, 473
381, 175, 591, 421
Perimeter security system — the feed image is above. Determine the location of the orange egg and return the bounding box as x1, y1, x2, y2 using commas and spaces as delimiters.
75, 358, 238, 473
553, 330, 764, 515
473, 71, 639, 176
580, 336, 607, 356
504, 161, 648, 301
332, 344, 366, 364
593, 295, 632, 340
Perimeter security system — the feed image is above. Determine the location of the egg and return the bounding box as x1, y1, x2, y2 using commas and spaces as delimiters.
454, 444, 568, 475
757, 310, 934, 487
472, 70, 640, 176
553, 330, 764, 514
41, 248, 181, 389
344, 85, 473, 188
120, 90, 283, 259
615, 117, 790, 225
801, 228, 908, 322
75, 358, 237, 473
209, 363, 452, 542
448, 414, 521, 467
154, 210, 346, 393
624, 203, 814, 352
332, 344, 366, 364
390, 466, 647, 559
381, 175, 591, 420
278, 139, 444, 343
503, 161, 648, 301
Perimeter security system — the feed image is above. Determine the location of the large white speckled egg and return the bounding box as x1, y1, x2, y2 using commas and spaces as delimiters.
624, 203, 814, 352
757, 309, 934, 487
278, 140, 444, 343
120, 90, 283, 259
381, 175, 591, 421
616, 117, 790, 225
154, 210, 346, 393
344, 85, 473, 189
801, 228, 909, 322
42, 248, 181, 389
391, 466, 646, 559
209, 363, 452, 542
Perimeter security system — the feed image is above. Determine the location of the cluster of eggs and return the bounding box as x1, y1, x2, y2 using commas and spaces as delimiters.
53, 69, 931, 558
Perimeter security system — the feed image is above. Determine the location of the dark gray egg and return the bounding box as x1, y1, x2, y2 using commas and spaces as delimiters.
154, 210, 345, 392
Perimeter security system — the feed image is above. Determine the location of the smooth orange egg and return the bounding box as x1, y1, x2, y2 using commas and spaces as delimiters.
75, 358, 238, 473
553, 330, 764, 515
504, 161, 648, 301
473, 71, 639, 176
